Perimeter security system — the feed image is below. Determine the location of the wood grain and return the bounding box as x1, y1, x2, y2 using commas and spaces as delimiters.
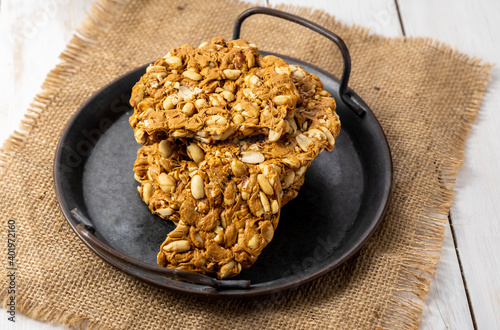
0, 1, 94, 329
399, 0, 500, 328
419, 224, 474, 329
268, 1, 474, 329
0, 0, 94, 146
269, 0, 402, 37
1, 0, 495, 329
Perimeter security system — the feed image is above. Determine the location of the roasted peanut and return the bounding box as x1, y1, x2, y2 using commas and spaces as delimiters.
158, 140, 172, 158
134, 129, 146, 144
257, 174, 274, 195
157, 207, 174, 217
296, 134, 313, 151
271, 200, 279, 215
163, 240, 191, 252
223, 69, 241, 80
165, 56, 182, 68
220, 260, 236, 278
182, 102, 196, 116
191, 174, 205, 199
186, 143, 205, 163
182, 70, 202, 81
231, 159, 248, 177
248, 233, 259, 249
142, 182, 153, 204
240, 151, 264, 164
259, 191, 271, 213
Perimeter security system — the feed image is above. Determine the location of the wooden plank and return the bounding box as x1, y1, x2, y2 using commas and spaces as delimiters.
0, 1, 94, 329
398, 0, 500, 328
269, 0, 402, 37
269, 1, 474, 328
0, 0, 94, 145
419, 224, 474, 329
0, 0, 475, 329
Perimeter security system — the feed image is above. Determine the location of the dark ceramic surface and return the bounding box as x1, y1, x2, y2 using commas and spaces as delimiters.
54, 53, 392, 297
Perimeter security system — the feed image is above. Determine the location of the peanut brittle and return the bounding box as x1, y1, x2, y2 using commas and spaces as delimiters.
133, 108, 339, 278
129, 37, 300, 144
129, 37, 340, 278
134, 140, 300, 278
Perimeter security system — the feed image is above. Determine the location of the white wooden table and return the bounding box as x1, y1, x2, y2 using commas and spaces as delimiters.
1, 1, 498, 329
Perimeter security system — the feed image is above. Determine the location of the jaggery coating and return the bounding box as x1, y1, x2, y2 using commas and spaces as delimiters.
129, 37, 300, 144
129, 37, 340, 278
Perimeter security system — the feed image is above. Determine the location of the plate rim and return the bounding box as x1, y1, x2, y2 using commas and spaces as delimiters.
53, 53, 393, 297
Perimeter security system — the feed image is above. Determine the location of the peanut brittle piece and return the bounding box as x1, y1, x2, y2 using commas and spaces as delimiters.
129, 37, 300, 144
133, 140, 306, 225
129, 37, 341, 278
132, 103, 339, 278
133, 80, 340, 221
134, 140, 282, 278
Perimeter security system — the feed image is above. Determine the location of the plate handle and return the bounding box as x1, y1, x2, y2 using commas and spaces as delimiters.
71, 209, 250, 290
233, 7, 366, 117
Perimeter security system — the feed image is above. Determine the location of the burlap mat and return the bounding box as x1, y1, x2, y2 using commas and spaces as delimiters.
0, 0, 492, 328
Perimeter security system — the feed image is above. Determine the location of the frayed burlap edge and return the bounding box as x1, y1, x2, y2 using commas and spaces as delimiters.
0, 0, 128, 177
235, 4, 495, 327
0, 0, 129, 329
378, 40, 493, 328
0, 0, 493, 329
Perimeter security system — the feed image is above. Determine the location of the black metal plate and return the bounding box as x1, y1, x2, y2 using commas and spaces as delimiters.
54, 52, 392, 297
